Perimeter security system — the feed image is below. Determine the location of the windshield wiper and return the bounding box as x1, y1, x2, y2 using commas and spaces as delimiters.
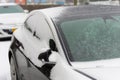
103, 16, 118, 23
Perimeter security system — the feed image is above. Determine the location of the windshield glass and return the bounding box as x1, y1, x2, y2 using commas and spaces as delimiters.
0, 5, 24, 14
60, 16, 120, 62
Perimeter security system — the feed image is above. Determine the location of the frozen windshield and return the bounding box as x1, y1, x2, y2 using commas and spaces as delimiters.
0, 5, 24, 14
60, 16, 120, 62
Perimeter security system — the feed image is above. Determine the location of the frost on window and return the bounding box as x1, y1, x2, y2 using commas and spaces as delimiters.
61, 16, 120, 62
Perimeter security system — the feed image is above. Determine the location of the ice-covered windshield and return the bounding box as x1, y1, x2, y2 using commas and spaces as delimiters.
0, 5, 24, 14
60, 16, 120, 62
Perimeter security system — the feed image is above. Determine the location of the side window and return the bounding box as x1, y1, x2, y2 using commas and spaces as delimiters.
32, 13, 56, 47
24, 14, 39, 33
24, 21, 32, 32
24, 13, 59, 54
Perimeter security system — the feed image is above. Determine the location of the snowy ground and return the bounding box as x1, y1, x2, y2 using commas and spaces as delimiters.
0, 41, 11, 80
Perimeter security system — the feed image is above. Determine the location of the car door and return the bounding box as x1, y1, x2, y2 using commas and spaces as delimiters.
12, 37, 30, 80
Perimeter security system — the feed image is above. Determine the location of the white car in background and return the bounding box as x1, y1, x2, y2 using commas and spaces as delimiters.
0, 3, 28, 40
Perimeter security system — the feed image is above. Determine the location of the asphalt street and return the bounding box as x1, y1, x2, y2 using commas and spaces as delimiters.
0, 41, 11, 80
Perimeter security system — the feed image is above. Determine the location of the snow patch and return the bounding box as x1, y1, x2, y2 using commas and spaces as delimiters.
0, 41, 11, 80
14, 27, 50, 67
50, 53, 91, 80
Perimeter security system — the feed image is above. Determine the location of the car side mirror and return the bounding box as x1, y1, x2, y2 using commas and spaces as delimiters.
24, 10, 29, 13
38, 49, 57, 64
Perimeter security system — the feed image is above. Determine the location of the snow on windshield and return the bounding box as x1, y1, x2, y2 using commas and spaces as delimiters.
60, 16, 120, 62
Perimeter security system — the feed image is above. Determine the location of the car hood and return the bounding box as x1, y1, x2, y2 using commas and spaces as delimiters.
0, 13, 27, 25
72, 58, 120, 80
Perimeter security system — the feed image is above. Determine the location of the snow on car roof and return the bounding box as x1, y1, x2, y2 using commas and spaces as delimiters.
39, 5, 120, 20
0, 3, 18, 6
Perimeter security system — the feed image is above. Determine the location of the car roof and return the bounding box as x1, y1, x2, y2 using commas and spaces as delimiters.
0, 3, 18, 6
39, 5, 120, 20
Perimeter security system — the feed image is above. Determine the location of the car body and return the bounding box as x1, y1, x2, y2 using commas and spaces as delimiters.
0, 3, 28, 40
9, 5, 120, 80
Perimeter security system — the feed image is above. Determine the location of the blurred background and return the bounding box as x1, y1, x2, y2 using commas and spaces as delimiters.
0, 0, 120, 11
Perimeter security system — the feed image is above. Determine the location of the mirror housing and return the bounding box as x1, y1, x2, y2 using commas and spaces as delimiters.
49, 51, 58, 62
38, 49, 51, 62
38, 49, 57, 64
